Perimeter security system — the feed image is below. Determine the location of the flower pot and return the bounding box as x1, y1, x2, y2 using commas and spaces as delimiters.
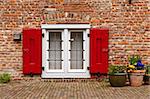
109, 73, 127, 87
144, 74, 150, 85
132, 70, 146, 73
129, 70, 145, 87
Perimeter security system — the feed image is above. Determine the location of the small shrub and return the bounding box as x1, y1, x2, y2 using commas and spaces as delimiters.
109, 65, 127, 75
146, 66, 150, 74
0, 73, 11, 83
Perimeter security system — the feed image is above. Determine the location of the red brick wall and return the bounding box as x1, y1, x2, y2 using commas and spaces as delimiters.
0, 0, 149, 78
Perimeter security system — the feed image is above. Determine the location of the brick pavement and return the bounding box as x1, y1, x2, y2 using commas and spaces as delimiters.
0, 79, 150, 99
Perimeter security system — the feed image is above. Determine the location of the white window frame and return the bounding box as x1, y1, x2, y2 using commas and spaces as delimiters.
42, 24, 90, 78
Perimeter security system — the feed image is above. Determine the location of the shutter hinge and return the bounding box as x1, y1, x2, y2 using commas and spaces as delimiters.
42, 67, 45, 71
87, 67, 90, 70
87, 34, 90, 37
42, 33, 44, 38
129, 0, 132, 4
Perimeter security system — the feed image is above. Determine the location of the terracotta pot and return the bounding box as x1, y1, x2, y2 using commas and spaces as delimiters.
129, 70, 145, 87
132, 70, 146, 73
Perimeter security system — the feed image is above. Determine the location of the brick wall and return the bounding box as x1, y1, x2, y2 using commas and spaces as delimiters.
0, 0, 149, 78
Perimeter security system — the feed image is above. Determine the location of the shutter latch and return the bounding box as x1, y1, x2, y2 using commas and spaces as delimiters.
87, 34, 90, 37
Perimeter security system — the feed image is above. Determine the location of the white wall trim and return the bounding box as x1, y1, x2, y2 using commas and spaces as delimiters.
41, 24, 91, 29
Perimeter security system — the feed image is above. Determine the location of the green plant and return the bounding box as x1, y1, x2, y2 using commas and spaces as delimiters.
127, 55, 145, 72
146, 66, 150, 74
0, 73, 11, 83
128, 55, 141, 65
144, 66, 150, 85
109, 66, 127, 75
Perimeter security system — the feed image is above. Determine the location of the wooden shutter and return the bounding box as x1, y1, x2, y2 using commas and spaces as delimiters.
23, 29, 42, 74
90, 28, 108, 74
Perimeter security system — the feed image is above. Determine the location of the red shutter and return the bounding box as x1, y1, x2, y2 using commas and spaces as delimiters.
90, 28, 108, 75
23, 29, 42, 74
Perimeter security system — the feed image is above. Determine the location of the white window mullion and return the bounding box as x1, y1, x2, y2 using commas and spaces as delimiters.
68, 30, 71, 72
64, 29, 69, 73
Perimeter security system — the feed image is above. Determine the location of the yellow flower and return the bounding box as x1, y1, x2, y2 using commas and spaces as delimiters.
128, 65, 135, 69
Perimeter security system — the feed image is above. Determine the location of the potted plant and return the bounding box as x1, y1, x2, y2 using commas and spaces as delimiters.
144, 66, 150, 85
109, 65, 127, 87
127, 55, 146, 87
0, 73, 11, 83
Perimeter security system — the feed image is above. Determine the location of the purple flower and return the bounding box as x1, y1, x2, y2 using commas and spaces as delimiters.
136, 60, 144, 69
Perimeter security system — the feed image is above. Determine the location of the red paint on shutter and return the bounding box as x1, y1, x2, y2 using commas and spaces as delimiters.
23, 29, 42, 74
90, 28, 108, 74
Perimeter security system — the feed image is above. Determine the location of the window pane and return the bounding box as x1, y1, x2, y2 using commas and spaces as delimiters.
49, 32, 62, 70
70, 32, 83, 69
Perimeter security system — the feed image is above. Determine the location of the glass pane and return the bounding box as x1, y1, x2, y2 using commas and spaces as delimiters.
77, 51, 82, 60
55, 42, 60, 48
70, 32, 83, 69
71, 51, 76, 60
49, 61, 55, 69
77, 61, 83, 69
49, 42, 56, 50
70, 61, 76, 69
56, 51, 61, 60
49, 51, 55, 60
49, 32, 62, 70
55, 61, 62, 69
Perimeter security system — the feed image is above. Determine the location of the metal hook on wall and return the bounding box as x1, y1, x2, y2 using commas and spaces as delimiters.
129, 0, 132, 4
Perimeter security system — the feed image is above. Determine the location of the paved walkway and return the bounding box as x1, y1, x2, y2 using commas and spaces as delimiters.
0, 79, 150, 99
